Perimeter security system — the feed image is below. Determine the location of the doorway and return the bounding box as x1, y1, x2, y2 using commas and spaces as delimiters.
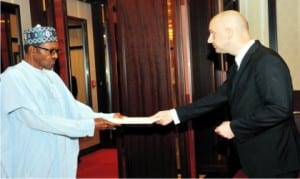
67, 16, 92, 106
1, 2, 23, 73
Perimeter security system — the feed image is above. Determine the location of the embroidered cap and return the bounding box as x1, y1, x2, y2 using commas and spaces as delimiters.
24, 24, 58, 45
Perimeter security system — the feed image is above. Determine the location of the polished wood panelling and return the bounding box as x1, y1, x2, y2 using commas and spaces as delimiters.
106, 0, 178, 177
113, 0, 173, 115
294, 91, 300, 111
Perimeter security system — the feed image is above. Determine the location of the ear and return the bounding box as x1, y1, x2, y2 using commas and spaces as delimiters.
28, 45, 36, 54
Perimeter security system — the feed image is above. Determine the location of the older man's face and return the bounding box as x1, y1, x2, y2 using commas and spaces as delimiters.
31, 42, 60, 70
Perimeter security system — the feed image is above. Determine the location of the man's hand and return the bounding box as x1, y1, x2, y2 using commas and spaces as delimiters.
214, 121, 235, 139
150, 110, 173, 126
94, 118, 120, 130
113, 112, 125, 119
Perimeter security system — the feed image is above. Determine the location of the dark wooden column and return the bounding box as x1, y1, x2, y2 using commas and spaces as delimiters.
107, 0, 178, 177
53, 0, 69, 86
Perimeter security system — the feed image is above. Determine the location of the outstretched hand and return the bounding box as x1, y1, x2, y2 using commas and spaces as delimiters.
150, 110, 173, 126
94, 112, 125, 130
113, 112, 126, 119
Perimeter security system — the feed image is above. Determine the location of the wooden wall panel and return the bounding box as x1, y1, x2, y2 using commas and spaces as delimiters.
53, 0, 69, 86
294, 91, 300, 111
107, 0, 179, 177
115, 0, 173, 115
1, 13, 10, 72
294, 91, 300, 134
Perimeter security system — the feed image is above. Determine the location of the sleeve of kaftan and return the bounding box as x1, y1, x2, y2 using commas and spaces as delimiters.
75, 100, 114, 119
14, 108, 95, 137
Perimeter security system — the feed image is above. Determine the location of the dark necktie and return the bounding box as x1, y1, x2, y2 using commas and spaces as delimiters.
232, 61, 238, 77
230, 61, 238, 94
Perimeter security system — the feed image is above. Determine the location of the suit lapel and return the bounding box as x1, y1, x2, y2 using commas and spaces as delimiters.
231, 41, 261, 96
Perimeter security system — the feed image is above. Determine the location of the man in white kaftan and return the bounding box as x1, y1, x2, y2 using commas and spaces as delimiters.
0, 25, 121, 178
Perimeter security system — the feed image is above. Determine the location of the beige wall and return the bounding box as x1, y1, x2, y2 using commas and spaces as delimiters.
277, 0, 300, 90
240, 0, 300, 90
239, 0, 269, 46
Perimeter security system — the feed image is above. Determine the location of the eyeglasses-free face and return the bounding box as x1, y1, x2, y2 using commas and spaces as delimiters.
33, 45, 61, 56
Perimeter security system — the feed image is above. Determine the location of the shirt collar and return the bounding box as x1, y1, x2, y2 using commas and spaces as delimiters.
235, 40, 255, 69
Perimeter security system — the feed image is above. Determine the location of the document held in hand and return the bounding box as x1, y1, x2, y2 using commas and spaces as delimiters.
93, 112, 158, 124
105, 117, 158, 124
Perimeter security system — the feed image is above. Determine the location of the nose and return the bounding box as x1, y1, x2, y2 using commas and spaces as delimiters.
207, 34, 212, 44
52, 52, 59, 59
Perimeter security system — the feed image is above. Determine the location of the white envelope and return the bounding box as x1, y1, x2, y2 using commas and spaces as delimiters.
105, 117, 158, 124
93, 112, 158, 124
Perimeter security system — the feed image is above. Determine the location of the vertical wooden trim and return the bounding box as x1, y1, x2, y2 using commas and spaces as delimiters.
268, 0, 278, 51
53, 0, 69, 86
294, 91, 300, 111
42, 0, 46, 11
107, 0, 121, 112
91, 3, 110, 112
176, 1, 196, 177
187, 122, 196, 178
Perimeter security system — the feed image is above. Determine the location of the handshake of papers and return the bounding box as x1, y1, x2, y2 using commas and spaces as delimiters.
93, 112, 160, 125
104, 117, 159, 125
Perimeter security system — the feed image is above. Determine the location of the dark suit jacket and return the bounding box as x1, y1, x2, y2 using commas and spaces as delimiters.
175, 41, 300, 177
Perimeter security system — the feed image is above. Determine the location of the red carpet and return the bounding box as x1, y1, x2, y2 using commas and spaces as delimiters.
233, 169, 248, 178
77, 148, 118, 178
77, 149, 299, 178
233, 169, 300, 178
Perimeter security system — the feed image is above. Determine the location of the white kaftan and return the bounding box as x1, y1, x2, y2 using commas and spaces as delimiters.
0, 60, 113, 178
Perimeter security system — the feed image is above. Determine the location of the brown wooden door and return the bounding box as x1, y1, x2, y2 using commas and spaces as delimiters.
1, 2, 23, 73
106, 0, 179, 177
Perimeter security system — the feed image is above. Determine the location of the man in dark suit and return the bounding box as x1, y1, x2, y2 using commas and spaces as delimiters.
151, 10, 300, 177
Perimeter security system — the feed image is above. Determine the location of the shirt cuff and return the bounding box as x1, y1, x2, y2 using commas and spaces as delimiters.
82, 119, 95, 137
170, 109, 180, 125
